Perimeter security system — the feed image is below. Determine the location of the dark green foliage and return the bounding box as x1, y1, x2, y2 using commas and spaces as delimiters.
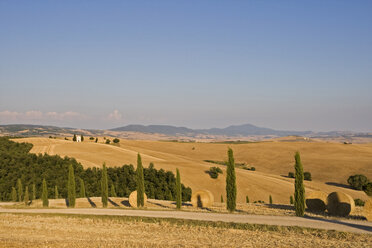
0, 137, 191, 202
226, 148, 237, 212
16, 178, 23, 202
288, 172, 295, 178
42, 178, 48, 207
136, 154, 145, 207
250, 167, 256, 171
11, 187, 17, 201
110, 183, 117, 197
55, 185, 59, 199
67, 164, 76, 207
304, 172, 312, 181
113, 138, 120, 144
80, 179, 86, 198
105, 139, 111, 144
31, 184, 36, 201
208, 166, 223, 179
348, 174, 369, 190
246, 195, 249, 203
30, 183, 36, 201
290, 195, 294, 205
363, 182, 372, 196
269, 195, 273, 204
294, 152, 305, 217
89, 137, 95, 140
176, 168, 182, 209
221, 195, 224, 203
24, 186, 29, 204
73, 134, 77, 142
354, 198, 365, 206
64, 137, 68, 140
81, 135, 84, 142
95, 138, 98, 143
101, 163, 108, 207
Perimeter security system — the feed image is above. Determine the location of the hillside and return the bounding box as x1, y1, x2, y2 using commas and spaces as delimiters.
14, 137, 372, 204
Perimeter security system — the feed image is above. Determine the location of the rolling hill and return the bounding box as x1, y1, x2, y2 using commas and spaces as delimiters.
14, 137, 372, 204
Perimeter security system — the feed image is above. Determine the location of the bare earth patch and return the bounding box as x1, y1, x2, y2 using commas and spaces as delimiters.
0, 213, 371, 248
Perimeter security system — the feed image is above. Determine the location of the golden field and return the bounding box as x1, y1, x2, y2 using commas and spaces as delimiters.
0, 213, 371, 248
15, 137, 372, 204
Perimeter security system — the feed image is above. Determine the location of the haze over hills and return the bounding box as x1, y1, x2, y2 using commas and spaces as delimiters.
1, 123, 372, 143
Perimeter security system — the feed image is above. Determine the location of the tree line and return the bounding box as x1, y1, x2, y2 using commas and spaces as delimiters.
0, 137, 191, 202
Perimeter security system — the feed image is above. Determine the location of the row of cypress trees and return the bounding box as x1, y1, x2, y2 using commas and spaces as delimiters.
20, 154, 184, 210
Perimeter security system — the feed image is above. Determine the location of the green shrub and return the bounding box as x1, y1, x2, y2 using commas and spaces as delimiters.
304, 172, 312, 181
363, 182, 372, 196
105, 139, 111, 144
348, 174, 369, 190
113, 138, 120, 144
288, 172, 295, 178
208, 166, 223, 179
89, 137, 95, 140
354, 198, 365, 206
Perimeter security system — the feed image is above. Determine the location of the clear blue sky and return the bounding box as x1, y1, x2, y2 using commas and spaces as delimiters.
0, 1, 371, 131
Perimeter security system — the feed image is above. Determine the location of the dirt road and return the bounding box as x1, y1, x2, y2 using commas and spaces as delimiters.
0, 208, 371, 234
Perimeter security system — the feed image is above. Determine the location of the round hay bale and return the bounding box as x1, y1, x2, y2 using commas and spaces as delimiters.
326, 191, 355, 217
364, 198, 372, 221
191, 190, 214, 208
306, 191, 328, 213
128, 191, 147, 208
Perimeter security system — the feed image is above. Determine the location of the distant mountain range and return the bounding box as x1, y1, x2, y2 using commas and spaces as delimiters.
1, 123, 370, 140
110, 124, 312, 136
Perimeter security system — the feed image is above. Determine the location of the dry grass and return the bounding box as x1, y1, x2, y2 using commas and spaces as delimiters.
0, 213, 371, 248
14, 137, 372, 204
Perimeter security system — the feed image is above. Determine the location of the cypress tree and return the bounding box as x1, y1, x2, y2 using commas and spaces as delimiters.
16, 179, 23, 202
110, 183, 117, 197
290, 195, 294, 205
221, 195, 224, 203
101, 163, 108, 207
136, 154, 145, 207
42, 178, 49, 207
55, 185, 59, 199
68, 164, 76, 207
80, 179, 86, 198
294, 152, 305, 216
246, 195, 249, 204
95, 137, 98, 143
226, 148, 237, 212
176, 168, 182, 209
32, 184, 36, 200
11, 187, 17, 202
81, 135, 84, 142
269, 195, 273, 205
24, 186, 29, 205
73, 134, 77, 142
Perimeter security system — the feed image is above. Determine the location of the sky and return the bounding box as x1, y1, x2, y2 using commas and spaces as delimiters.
0, 1, 371, 132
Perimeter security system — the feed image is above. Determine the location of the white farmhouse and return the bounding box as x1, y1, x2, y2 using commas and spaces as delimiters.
76, 135, 82, 142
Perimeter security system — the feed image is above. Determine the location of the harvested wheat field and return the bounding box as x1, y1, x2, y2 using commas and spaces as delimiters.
15, 137, 372, 204
0, 213, 371, 248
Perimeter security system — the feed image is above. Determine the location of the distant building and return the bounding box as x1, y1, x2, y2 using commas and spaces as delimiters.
76, 135, 81, 142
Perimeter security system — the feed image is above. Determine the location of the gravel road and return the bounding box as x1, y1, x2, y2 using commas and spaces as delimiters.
0, 208, 371, 234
